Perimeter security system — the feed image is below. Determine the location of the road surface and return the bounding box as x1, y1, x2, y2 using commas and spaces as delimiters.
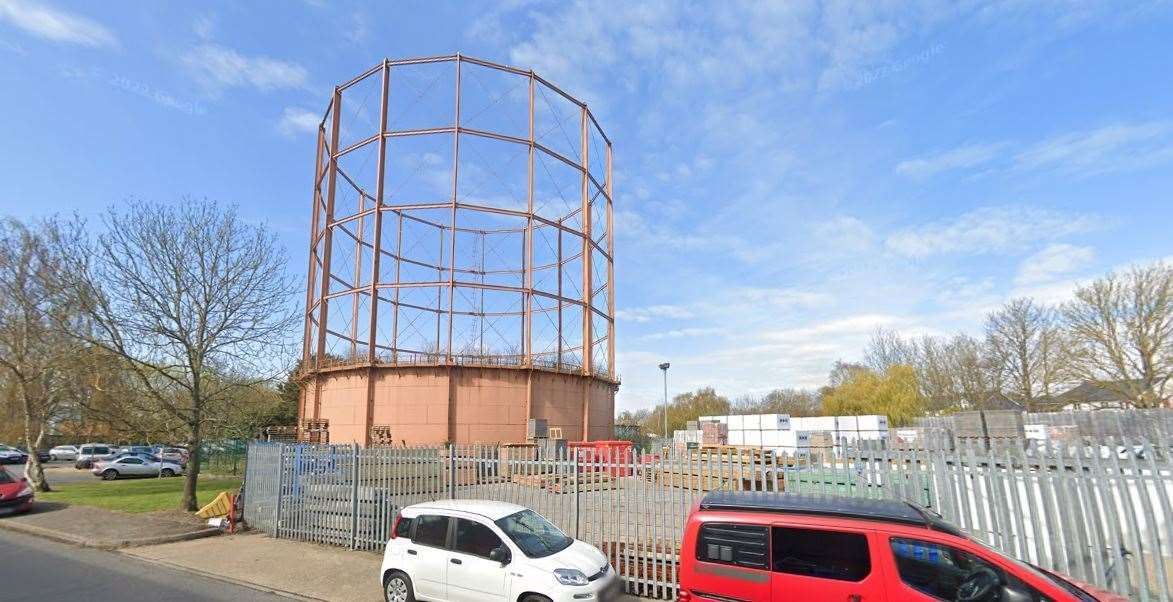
0, 529, 291, 601
8, 461, 97, 484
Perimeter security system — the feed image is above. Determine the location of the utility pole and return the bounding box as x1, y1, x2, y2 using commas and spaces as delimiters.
659, 362, 670, 442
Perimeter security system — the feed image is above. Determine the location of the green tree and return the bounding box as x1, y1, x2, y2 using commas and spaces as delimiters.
820, 364, 925, 426
642, 386, 731, 436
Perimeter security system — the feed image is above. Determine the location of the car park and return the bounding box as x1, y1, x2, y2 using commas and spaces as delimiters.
0, 465, 34, 515
676, 491, 1126, 602
92, 454, 184, 480
380, 499, 623, 602
154, 446, 189, 466
49, 445, 79, 461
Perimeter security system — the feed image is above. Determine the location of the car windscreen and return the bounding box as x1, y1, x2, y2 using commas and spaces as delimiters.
494, 510, 573, 558
0, 469, 14, 484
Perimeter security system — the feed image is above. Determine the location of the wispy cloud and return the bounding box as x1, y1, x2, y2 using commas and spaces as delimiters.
639, 327, 724, 342
616, 305, 694, 323
182, 44, 309, 93
885, 206, 1101, 258
0, 0, 117, 47
1015, 243, 1095, 286
896, 142, 1008, 178
895, 121, 1173, 178
277, 107, 320, 137
1014, 121, 1173, 175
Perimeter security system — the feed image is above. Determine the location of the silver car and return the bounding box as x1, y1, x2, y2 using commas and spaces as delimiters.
49, 445, 78, 461
92, 455, 184, 480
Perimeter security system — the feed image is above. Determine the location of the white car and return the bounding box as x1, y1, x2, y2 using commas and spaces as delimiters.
380, 500, 623, 602
49, 445, 79, 461
92, 455, 184, 480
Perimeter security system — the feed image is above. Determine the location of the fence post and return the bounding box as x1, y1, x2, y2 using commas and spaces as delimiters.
573, 447, 580, 538
273, 443, 285, 538
448, 444, 456, 500
350, 445, 360, 549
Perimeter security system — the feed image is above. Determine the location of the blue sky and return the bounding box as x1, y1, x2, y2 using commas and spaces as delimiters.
2, 1, 1172, 412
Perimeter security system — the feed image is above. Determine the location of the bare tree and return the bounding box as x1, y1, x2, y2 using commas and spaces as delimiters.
60, 200, 297, 510
1062, 263, 1173, 408
864, 328, 917, 371
985, 298, 1066, 412
864, 329, 1000, 412
0, 218, 83, 491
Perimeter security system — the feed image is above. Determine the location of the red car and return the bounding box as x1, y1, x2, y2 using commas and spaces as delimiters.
678, 491, 1127, 602
0, 465, 34, 515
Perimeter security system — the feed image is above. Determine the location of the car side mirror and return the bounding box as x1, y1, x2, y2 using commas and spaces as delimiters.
489, 546, 510, 565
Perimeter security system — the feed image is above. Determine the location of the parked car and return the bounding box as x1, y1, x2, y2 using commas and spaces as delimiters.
0, 445, 28, 465
676, 491, 1127, 602
92, 455, 184, 480
74, 443, 116, 469
19, 448, 51, 463
49, 445, 79, 461
154, 446, 189, 466
0, 465, 34, 515
380, 500, 623, 602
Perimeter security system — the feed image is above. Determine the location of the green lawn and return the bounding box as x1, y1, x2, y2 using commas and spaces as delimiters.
39, 476, 242, 513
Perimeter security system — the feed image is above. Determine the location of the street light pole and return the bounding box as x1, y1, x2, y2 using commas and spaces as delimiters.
658, 362, 670, 443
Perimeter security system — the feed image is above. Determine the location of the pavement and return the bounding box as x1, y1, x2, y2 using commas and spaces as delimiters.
0, 528, 289, 601
124, 531, 653, 601
0, 501, 219, 548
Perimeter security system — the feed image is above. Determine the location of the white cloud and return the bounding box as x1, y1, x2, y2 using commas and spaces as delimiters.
1014, 121, 1173, 175
639, 327, 724, 342
277, 107, 320, 137
812, 216, 876, 254
885, 206, 1101, 258
182, 44, 309, 93
896, 143, 1007, 178
1015, 243, 1095, 286
616, 304, 694, 323
0, 0, 117, 47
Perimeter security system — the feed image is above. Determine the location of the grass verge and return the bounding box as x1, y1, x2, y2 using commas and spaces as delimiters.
39, 476, 242, 513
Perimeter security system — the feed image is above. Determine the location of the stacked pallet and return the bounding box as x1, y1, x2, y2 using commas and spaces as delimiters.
510, 471, 614, 493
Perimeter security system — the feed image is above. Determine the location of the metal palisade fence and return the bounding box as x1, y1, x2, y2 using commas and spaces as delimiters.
243, 436, 1173, 601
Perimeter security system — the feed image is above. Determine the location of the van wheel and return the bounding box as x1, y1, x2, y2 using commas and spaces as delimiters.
383, 571, 415, 602
521, 595, 552, 602
101, 469, 118, 480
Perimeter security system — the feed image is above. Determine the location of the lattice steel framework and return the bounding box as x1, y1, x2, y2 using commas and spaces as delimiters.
303, 55, 615, 380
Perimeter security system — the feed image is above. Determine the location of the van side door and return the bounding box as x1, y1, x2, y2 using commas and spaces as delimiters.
879, 532, 1057, 601
691, 522, 773, 601
769, 524, 887, 601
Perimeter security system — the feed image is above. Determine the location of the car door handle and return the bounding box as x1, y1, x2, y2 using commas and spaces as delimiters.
450, 558, 462, 565
407, 549, 417, 555
848, 595, 862, 602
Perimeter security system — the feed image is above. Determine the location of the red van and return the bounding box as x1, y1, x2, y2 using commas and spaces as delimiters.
677, 491, 1127, 602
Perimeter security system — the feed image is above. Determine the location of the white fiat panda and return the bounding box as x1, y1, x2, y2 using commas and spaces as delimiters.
380, 500, 623, 602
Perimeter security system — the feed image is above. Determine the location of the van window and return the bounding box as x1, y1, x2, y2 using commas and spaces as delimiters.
454, 518, 504, 559
696, 523, 769, 569
413, 515, 450, 548
95, 446, 110, 455
772, 527, 870, 582
80, 446, 93, 454
890, 538, 1044, 601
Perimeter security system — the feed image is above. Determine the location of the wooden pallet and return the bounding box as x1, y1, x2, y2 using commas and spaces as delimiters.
510, 471, 615, 493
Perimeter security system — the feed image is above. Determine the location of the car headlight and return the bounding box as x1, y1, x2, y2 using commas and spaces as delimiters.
554, 568, 589, 586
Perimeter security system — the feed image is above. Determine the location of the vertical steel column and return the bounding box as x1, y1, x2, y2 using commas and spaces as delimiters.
556, 220, 563, 369
350, 445, 359, 549
303, 126, 326, 364
579, 105, 592, 440
524, 72, 535, 367
605, 142, 615, 379
315, 88, 344, 415
364, 60, 390, 446
446, 56, 462, 362
391, 211, 403, 362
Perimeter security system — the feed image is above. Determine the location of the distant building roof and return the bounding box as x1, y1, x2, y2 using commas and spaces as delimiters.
1057, 381, 1136, 407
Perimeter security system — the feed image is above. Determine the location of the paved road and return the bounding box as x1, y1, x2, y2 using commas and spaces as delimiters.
8, 461, 96, 484
0, 529, 292, 601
